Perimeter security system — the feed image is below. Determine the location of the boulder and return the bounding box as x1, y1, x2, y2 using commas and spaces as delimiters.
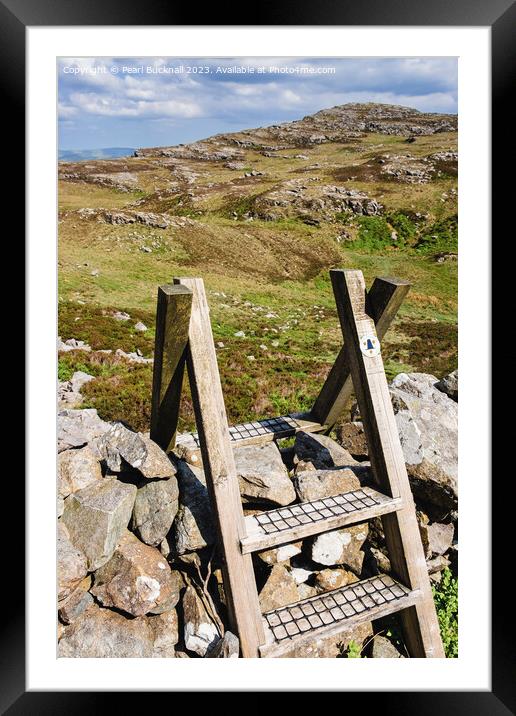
173, 462, 215, 554
435, 369, 458, 402
132, 477, 179, 546
206, 631, 240, 658
259, 564, 299, 612
310, 524, 369, 572
96, 425, 176, 478
57, 408, 110, 452
91, 530, 181, 616
148, 609, 179, 657
58, 575, 94, 624
426, 522, 454, 556
58, 603, 177, 657
233, 442, 295, 507
58, 445, 102, 499
61, 478, 137, 570
182, 585, 219, 656
335, 422, 369, 458
138, 434, 177, 479
370, 635, 404, 658
389, 373, 458, 511
427, 554, 451, 576
95, 423, 147, 472
294, 431, 359, 469
294, 466, 368, 502
257, 541, 302, 566
315, 568, 358, 592
57, 521, 88, 600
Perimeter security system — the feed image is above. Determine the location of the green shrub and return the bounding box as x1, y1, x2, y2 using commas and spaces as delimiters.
432, 568, 458, 657
342, 639, 363, 658
355, 216, 394, 251
415, 215, 458, 255
387, 211, 418, 245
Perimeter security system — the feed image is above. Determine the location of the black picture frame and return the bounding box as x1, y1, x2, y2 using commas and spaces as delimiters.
5, 0, 512, 710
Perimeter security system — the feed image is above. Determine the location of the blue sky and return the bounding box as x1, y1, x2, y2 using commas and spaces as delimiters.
58, 57, 458, 150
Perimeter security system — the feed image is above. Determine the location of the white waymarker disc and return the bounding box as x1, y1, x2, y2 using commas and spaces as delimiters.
359, 334, 381, 357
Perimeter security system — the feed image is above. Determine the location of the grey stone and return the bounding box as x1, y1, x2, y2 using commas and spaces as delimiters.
62, 478, 137, 570
70, 371, 95, 393
259, 564, 299, 612
148, 609, 179, 657
390, 372, 457, 481
58, 575, 94, 624
206, 631, 240, 658
435, 369, 458, 401
57, 521, 88, 600
183, 585, 219, 656
58, 445, 103, 499
294, 431, 360, 469
95, 423, 148, 472
234, 442, 295, 506
294, 466, 369, 502
134, 321, 148, 332
58, 603, 178, 657
57, 408, 110, 452
315, 568, 358, 592
173, 461, 215, 554
427, 522, 454, 556
310, 524, 369, 572
91, 531, 181, 616
132, 477, 179, 546
257, 541, 302, 566
371, 635, 404, 658
138, 435, 177, 479
96, 426, 174, 477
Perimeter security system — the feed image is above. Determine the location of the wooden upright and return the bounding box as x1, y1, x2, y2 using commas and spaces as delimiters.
150, 270, 444, 658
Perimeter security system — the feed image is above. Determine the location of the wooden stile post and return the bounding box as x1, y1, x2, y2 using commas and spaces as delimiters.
330, 269, 444, 658
312, 276, 410, 429
174, 277, 264, 657
150, 285, 193, 452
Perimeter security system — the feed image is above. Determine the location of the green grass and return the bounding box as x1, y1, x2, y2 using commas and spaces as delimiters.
58, 124, 457, 435
432, 568, 458, 658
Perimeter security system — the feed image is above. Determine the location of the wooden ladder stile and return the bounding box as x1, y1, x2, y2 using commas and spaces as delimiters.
150, 270, 444, 658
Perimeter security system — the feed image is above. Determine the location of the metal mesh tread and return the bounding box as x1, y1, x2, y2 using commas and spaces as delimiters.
241, 486, 401, 553
260, 575, 419, 657
176, 412, 324, 449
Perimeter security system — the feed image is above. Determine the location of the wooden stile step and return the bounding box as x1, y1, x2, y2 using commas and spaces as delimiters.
260, 574, 420, 657
176, 411, 325, 455
241, 486, 401, 554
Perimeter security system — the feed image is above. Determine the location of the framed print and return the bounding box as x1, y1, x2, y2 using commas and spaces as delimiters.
5, 0, 512, 709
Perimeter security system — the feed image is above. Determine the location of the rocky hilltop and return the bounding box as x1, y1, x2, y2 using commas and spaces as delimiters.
59, 102, 457, 280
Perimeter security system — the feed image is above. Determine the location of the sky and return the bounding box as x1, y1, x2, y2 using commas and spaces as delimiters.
58, 57, 458, 151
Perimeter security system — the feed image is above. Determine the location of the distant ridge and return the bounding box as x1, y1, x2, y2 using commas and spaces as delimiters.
58, 147, 135, 162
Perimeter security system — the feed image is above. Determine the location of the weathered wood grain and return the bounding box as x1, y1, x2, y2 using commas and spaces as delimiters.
174, 277, 264, 657
329, 269, 444, 658
150, 284, 192, 452
311, 276, 410, 429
